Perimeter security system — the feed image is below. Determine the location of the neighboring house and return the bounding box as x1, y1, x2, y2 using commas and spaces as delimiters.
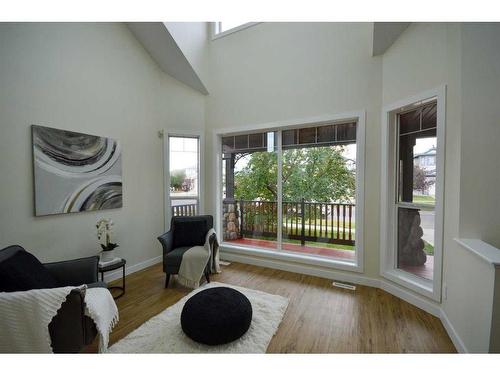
414, 146, 436, 196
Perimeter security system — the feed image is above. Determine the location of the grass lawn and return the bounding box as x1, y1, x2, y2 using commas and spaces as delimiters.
413, 195, 436, 204
242, 235, 356, 252
424, 240, 434, 255
284, 218, 356, 229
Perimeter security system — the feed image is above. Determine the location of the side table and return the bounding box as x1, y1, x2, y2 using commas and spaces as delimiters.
99, 258, 126, 299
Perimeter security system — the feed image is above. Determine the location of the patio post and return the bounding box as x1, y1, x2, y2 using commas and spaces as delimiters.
301, 198, 305, 246
225, 154, 235, 199
239, 199, 244, 239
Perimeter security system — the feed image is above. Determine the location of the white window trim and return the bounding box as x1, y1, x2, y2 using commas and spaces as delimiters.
210, 22, 261, 40
213, 110, 366, 273
162, 129, 205, 232
380, 86, 446, 302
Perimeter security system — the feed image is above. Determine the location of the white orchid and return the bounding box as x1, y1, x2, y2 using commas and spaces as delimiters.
96, 218, 118, 251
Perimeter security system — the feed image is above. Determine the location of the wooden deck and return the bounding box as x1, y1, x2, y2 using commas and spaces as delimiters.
400, 255, 434, 280
229, 238, 356, 260
86, 261, 455, 353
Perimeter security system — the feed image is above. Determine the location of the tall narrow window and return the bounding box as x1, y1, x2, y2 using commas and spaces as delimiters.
381, 88, 444, 301
396, 102, 437, 280
169, 136, 200, 217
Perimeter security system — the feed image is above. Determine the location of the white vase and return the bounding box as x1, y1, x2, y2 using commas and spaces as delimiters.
101, 250, 115, 262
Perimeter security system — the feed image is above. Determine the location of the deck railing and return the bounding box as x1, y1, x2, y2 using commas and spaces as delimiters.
174, 199, 355, 246
172, 203, 197, 217
238, 199, 355, 246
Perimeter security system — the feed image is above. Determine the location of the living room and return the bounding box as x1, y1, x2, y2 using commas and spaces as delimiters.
1, 0, 500, 373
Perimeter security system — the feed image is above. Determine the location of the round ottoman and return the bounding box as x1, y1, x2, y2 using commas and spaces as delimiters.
181, 287, 253, 345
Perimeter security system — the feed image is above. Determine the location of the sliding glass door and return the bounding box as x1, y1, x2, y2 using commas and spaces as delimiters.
220, 120, 360, 263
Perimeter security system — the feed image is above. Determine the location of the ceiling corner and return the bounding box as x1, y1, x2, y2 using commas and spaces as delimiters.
372, 22, 411, 57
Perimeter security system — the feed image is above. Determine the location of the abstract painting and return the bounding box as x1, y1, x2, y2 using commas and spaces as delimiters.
32, 125, 122, 216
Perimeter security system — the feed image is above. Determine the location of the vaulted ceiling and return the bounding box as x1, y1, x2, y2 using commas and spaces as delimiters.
127, 22, 208, 95
127, 22, 411, 96
372, 22, 411, 56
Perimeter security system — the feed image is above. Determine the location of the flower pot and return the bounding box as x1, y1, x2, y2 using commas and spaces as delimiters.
101, 250, 115, 262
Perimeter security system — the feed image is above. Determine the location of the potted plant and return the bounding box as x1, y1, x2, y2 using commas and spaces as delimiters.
96, 218, 119, 262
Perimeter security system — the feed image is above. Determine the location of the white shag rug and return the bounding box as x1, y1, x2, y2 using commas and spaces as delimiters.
108, 282, 289, 353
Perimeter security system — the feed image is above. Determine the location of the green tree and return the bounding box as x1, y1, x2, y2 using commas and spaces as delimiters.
234, 146, 355, 203
413, 165, 434, 194
170, 169, 186, 191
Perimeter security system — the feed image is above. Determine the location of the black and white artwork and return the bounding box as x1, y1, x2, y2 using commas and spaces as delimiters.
32, 125, 122, 216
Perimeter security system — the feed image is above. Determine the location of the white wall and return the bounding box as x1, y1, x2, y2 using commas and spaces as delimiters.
204, 22, 383, 278
0, 23, 205, 269
459, 23, 500, 248
444, 242, 495, 352
451, 23, 500, 352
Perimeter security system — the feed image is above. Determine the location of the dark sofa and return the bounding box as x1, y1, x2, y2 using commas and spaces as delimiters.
0, 245, 106, 353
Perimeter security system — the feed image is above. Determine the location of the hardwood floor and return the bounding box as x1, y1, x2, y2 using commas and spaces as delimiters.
88, 262, 456, 353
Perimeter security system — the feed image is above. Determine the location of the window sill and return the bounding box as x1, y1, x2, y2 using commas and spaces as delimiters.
220, 242, 362, 273
382, 269, 435, 301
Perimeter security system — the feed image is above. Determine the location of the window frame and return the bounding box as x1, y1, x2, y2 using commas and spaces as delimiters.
380, 86, 446, 302
213, 111, 366, 273
162, 129, 204, 232
210, 22, 261, 40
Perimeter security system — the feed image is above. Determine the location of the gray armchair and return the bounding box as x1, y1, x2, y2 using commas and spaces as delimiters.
157, 215, 215, 288
0, 245, 106, 353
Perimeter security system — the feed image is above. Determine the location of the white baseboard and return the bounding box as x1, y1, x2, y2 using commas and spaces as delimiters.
439, 308, 468, 353
379, 279, 441, 317
102, 255, 162, 283
221, 250, 379, 288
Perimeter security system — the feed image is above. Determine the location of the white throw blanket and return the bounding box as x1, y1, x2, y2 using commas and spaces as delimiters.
0, 286, 118, 353
84, 287, 119, 352
177, 229, 220, 289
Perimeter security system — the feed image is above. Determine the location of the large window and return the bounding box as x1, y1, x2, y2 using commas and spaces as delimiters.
220, 120, 360, 264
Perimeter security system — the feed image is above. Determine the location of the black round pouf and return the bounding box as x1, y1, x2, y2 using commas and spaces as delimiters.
181, 287, 253, 345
